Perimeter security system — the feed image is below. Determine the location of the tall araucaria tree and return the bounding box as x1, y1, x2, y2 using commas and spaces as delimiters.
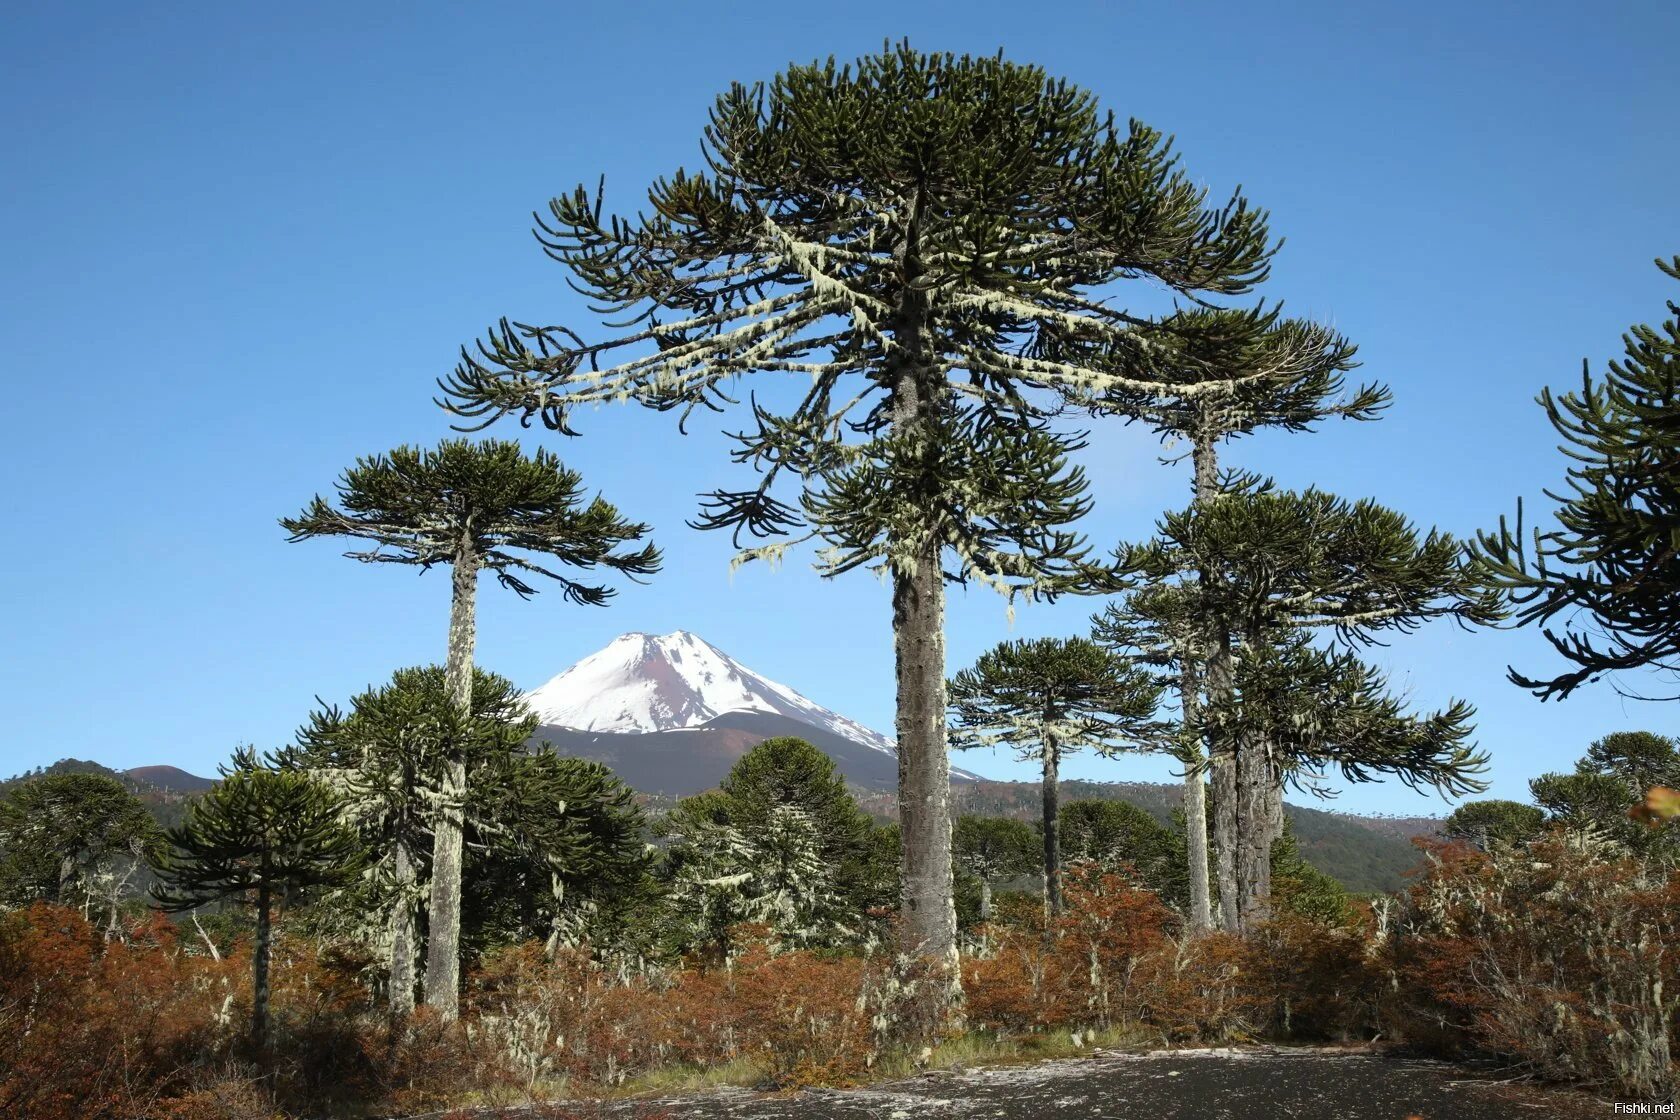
1087, 308, 1378, 932
282, 439, 659, 1019
151, 751, 361, 1047
439, 45, 1276, 977
1118, 486, 1498, 931
1473, 256, 1680, 700
948, 637, 1163, 915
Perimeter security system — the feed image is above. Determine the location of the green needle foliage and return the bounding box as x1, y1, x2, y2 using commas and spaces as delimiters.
660, 738, 878, 957
1231, 635, 1487, 799
1529, 731, 1680, 856
440, 42, 1277, 974
1443, 799, 1547, 851
1059, 799, 1189, 910
151, 754, 361, 1047
1473, 256, 1680, 699
949, 636, 1164, 913
281, 439, 660, 604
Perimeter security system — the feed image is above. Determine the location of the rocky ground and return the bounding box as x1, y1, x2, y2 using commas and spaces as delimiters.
456, 1046, 1612, 1119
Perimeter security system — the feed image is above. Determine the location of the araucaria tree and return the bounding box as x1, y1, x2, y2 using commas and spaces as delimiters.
151, 754, 360, 1046
1473, 256, 1680, 699
949, 637, 1162, 915
280, 665, 540, 1015
1087, 309, 1378, 931
441, 45, 1275, 976
282, 439, 659, 1019
1119, 487, 1497, 931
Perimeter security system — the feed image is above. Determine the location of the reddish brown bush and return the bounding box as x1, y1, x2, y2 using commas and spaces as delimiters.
1385, 836, 1680, 1099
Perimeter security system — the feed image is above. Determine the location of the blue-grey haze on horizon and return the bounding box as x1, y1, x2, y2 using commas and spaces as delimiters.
2, 0, 1677, 814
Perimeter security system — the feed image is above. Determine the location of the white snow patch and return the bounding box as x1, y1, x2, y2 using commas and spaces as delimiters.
524, 630, 899, 755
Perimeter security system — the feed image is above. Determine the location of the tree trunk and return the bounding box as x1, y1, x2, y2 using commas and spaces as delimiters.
253, 884, 272, 1048
1233, 728, 1274, 933
1041, 737, 1062, 917
1207, 631, 1240, 933
57, 853, 76, 904
424, 535, 477, 1021
892, 544, 957, 969
887, 185, 958, 985
388, 840, 416, 1018
978, 877, 993, 924
1178, 665, 1213, 933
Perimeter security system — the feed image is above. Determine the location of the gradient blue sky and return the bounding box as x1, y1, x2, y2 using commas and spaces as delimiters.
3, 1, 1676, 813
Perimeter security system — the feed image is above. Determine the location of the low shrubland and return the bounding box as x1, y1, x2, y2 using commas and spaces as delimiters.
5, 835, 1672, 1118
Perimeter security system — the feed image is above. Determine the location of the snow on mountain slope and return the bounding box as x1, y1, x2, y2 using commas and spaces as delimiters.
524, 631, 898, 756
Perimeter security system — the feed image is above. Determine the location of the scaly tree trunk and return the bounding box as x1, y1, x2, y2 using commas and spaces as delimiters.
1178, 663, 1214, 932
1041, 735, 1063, 917
253, 884, 272, 1048
388, 840, 417, 1018
892, 538, 957, 969
1207, 630, 1240, 933
888, 186, 957, 979
1233, 728, 1274, 933
424, 532, 477, 1020
978, 877, 993, 923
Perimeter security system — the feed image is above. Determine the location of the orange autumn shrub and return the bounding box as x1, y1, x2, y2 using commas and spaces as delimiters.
730, 942, 875, 1085
1131, 930, 1261, 1043
1051, 862, 1175, 1030
1244, 911, 1380, 1040
0, 903, 245, 1120
1385, 835, 1680, 1100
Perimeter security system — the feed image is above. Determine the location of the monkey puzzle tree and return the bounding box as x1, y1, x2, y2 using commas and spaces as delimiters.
279, 665, 538, 1015
441, 46, 1275, 974
1118, 486, 1498, 931
949, 637, 1163, 915
951, 815, 1036, 923
1087, 309, 1378, 931
1473, 257, 1680, 700
1443, 799, 1546, 851
151, 754, 360, 1047
282, 439, 658, 1019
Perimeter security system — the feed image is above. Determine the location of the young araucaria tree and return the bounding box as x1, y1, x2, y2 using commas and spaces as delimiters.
948, 637, 1162, 915
282, 439, 659, 1019
1473, 256, 1680, 700
279, 665, 539, 1016
151, 753, 360, 1047
1088, 309, 1379, 932
439, 45, 1275, 981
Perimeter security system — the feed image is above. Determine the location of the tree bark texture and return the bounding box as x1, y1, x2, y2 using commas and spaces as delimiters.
1177, 662, 1214, 932
253, 884, 272, 1048
1041, 736, 1062, 917
892, 542, 957, 968
424, 535, 477, 1021
388, 840, 417, 1018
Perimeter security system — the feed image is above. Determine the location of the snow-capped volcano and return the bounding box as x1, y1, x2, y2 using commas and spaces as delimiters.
524, 631, 898, 756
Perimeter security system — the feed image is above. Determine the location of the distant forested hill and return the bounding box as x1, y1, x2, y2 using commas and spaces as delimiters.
0, 758, 211, 830
857, 779, 1439, 895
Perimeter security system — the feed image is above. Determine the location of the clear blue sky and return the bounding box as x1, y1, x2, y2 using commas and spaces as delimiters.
3, 1, 1676, 813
